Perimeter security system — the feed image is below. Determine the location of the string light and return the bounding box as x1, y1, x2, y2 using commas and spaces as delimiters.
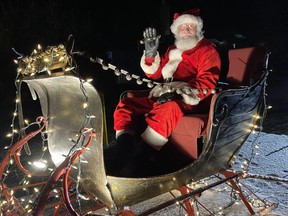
32, 160, 48, 169
1, 43, 99, 214
83, 102, 88, 108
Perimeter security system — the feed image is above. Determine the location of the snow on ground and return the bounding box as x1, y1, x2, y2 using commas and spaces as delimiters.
129, 132, 288, 215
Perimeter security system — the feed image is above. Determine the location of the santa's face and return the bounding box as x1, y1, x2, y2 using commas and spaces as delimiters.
174, 23, 199, 51
177, 23, 196, 39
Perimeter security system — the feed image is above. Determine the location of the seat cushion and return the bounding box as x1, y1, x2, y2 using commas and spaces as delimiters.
170, 114, 209, 159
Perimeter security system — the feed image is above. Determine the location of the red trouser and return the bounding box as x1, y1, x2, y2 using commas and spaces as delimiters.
113, 97, 195, 138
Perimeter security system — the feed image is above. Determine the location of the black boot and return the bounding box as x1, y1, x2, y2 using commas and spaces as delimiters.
157, 141, 193, 174
119, 140, 160, 177
104, 133, 135, 176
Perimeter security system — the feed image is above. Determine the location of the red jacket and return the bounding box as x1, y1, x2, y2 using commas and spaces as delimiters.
140, 38, 221, 101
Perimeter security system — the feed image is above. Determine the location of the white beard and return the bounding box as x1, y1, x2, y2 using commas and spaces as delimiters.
174, 35, 200, 51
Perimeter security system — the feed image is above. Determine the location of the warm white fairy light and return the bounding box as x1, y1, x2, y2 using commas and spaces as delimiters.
85, 78, 93, 83
6, 133, 13, 137
79, 159, 88, 163
58, 55, 65, 61
32, 160, 48, 169
9, 158, 14, 164
70, 165, 77, 170
254, 144, 259, 149
83, 102, 88, 108
43, 57, 49, 62
253, 125, 259, 129
65, 66, 75, 71
46, 68, 51, 75
253, 114, 261, 119
17, 68, 22, 73
9, 190, 14, 196
68, 138, 76, 143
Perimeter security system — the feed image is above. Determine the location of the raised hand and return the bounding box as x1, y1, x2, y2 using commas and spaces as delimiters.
143, 27, 161, 57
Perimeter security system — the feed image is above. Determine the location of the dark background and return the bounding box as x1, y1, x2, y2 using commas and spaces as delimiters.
1, 0, 288, 139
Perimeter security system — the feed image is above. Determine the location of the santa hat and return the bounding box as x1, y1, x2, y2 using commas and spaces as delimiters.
170, 8, 203, 36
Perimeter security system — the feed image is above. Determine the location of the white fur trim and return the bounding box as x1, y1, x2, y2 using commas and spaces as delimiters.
181, 89, 201, 105
162, 48, 183, 79
141, 126, 168, 150
115, 129, 135, 139
140, 51, 161, 75
170, 14, 203, 36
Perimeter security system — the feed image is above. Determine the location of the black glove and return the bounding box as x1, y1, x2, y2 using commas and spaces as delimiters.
157, 92, 182, 104
143, 27, 160, 57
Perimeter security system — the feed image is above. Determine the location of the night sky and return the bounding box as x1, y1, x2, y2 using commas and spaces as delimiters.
1, 0, 287, 68
0, 0, 287, 133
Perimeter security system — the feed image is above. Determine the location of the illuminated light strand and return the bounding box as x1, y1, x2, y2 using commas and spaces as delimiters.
13, 44, 73, 77
216, 74, 274, 214
0, 117, 49, 214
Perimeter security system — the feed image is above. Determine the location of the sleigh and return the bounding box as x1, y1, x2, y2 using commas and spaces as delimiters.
0, 43, 271, 215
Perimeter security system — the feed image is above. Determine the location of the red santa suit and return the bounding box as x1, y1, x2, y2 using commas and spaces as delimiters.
113, 13, 221, 150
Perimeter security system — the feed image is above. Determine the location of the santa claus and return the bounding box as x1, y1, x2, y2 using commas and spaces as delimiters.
109, 8, 221, 177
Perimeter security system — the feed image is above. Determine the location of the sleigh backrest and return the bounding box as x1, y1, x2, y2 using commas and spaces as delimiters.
225, 46, 269, 86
